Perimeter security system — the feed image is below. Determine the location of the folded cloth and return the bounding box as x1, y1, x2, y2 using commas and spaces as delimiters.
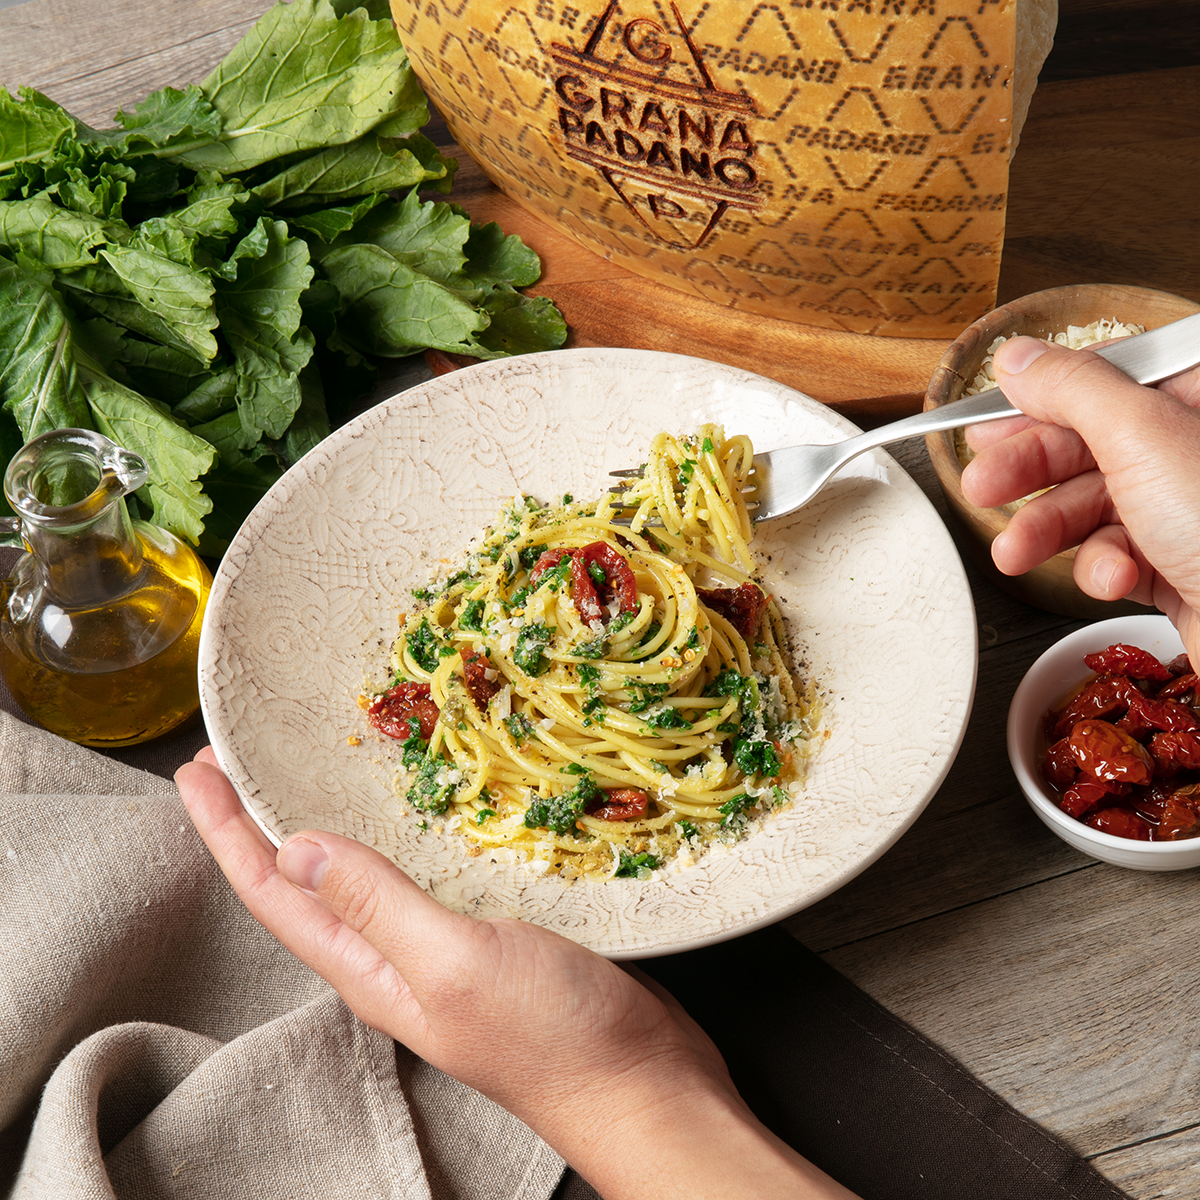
0, 712, 564, 1200
0, 698, 1129, 1200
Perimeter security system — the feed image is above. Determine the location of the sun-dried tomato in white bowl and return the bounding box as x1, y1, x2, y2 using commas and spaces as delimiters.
1008, 615, 1200, 871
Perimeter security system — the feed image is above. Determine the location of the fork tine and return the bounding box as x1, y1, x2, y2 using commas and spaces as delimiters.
608, 468, 644, 479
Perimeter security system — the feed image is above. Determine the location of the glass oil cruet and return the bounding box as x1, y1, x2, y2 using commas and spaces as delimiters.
0, 428, 212, 747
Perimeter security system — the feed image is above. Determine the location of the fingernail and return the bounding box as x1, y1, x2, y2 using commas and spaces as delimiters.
1091, 557, 1119, 597
995, 336, 1048, 375
278, 837, 329, 891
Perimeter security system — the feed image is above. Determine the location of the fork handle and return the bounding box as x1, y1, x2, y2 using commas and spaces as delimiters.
842, 310, 1200, 453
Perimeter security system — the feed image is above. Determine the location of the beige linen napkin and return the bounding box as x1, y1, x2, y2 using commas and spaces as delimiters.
0, 712, 564, 1199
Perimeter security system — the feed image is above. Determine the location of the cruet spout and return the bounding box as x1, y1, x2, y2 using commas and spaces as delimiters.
4, 428, 148, 530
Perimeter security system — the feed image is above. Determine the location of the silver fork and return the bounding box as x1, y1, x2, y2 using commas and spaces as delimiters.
611, 312, 1200, 522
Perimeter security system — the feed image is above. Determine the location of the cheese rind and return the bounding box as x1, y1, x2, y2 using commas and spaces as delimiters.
394, 0, 1055, 337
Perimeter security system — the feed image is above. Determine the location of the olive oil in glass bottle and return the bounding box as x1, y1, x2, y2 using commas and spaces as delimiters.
0, 428, 211, 747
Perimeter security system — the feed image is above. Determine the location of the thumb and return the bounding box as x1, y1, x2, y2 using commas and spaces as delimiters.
991, 336, 1185, 476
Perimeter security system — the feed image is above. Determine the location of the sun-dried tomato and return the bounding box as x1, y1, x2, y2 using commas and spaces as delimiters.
1158, 785, 1200, 839
1049, 675, 1143, 740
1150, 729, 1200, 772
697, 583, 771, 640
1157, 672, 1200, 701
1082, 643, 1172, 682
460, 647, 501, 712
529, 548, 574, 586
585, 788, 650, 822
368, 682, 440, 740
1086, 807, 1153, 840
1068, 720, 1154, 784
1042, 737, 1078, 790
571, 542, 638, 627
1039, 643, 1200, 843
1060, 777, 1130, 819
1117, 691, 1199, 738
1132, 778, 1177, 824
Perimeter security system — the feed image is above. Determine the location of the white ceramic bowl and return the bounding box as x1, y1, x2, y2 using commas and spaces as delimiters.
1007, 614, 1200, 871
199, 347, 978, 957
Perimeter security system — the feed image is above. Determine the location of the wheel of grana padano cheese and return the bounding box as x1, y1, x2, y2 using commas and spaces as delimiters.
392, 0, 1057, 337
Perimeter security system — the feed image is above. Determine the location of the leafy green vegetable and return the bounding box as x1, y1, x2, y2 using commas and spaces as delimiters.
718, 792, 756, 827
518, 542, 547, 570
504, 712, 533, 745
733, 738, 781, 778
615, 849, 661, 878
0, 89, 74, 173
407, 755, 457, 814
523, 774, 598, 835
514, 623, 553, 676
459, 599, 485, 632
643, 705, 693, 732
627, 682, 668, 713
0, 0, 565, 550
172, 0, 421, 174
407, 619, 445, 674
398, 716, 427, 767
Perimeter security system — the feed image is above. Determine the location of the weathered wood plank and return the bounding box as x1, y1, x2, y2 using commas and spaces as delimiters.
1091, 1124, 1200, 1199
0, 0, 274, 125
816, 865, 1200, 1178
1040, 3, 1200, 83
1001, 67, 1200, 305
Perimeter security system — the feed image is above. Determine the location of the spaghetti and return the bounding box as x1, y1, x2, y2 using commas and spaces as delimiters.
364, 425, 819, 880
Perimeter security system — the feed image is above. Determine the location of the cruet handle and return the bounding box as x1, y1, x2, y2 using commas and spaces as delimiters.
0, 516, 23, 550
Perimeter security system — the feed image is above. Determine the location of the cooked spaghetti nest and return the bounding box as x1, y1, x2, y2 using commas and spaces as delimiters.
367, 425, 819, 881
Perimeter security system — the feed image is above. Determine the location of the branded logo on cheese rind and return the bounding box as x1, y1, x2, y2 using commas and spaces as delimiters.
397, 0, 1019, 336
551, 0, 762, 250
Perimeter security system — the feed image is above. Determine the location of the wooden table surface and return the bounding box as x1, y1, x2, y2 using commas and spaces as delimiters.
5, 2, 1199, 1196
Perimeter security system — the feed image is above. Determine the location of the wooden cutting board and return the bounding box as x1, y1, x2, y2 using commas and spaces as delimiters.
440, 64, 1200, 426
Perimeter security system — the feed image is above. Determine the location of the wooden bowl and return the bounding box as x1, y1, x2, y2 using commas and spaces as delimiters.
923, 284, 1200, 620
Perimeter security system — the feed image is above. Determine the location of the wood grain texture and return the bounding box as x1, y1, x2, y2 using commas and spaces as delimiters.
1041, 0, 1200, 82
1093, 1124, 1200, 1198
818, 866, 1200, 1165
0, 0, 274, 126
1000, 67, 1200, 308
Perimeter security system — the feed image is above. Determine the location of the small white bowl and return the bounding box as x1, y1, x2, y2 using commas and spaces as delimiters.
1008, 614, 1200, 871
